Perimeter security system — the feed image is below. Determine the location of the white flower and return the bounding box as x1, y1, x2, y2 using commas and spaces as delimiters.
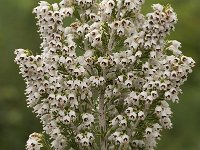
152, 4, 164, 12
81, 137, 90, 147
119, 119, 127, 128
122, 134, 129, 144
128, 112, 137, 121
26, 133, 43, 150
115, 136, 123, 145
138, 111, 145, 120
82, 113, 94, 124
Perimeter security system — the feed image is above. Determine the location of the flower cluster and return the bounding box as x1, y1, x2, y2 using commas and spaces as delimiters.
26, 133, 43, 150
15, 0, 195, 149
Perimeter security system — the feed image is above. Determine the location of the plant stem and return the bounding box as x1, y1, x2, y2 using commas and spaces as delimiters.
108, 1, 122, 52
98, 2, 123, 148
98, 67, 107, 150
132, 104, 150, 137
99, 86, 106, 150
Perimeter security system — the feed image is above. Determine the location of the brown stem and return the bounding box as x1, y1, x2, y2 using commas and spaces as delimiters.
99, 87, 106, 150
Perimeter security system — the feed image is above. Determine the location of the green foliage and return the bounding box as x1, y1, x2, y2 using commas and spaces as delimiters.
0, 0, 199, 149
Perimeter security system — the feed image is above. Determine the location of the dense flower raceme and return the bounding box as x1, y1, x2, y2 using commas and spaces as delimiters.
15, 0, 195, 150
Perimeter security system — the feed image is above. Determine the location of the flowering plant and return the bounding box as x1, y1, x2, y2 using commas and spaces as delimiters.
15, 0, 195, 149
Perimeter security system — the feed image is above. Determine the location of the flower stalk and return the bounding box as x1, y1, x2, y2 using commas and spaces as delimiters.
15, 0, 195, 150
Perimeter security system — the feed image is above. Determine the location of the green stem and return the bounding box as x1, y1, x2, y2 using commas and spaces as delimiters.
41, 134, 52, 150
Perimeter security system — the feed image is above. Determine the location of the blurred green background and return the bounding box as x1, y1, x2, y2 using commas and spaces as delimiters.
0, 0, 199, 149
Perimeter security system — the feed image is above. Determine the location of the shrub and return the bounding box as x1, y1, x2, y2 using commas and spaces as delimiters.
15, 0, 195, 149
